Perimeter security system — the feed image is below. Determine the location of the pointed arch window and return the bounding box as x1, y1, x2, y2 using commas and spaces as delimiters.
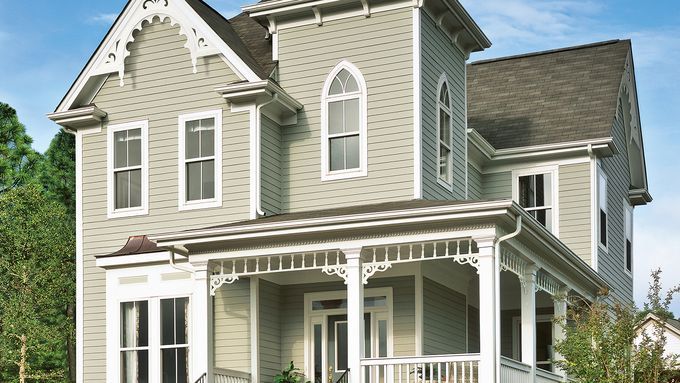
321, 61, 368, 181
437, 75, 453, 187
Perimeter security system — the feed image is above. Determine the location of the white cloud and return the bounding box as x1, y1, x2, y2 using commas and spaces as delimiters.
89, 13, 118, 25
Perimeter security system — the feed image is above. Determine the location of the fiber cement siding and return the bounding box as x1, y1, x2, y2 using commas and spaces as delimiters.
468, 164, 483, 200
261, 116, 282, 215
482, 171, 512, 200
259, 279, 282, 382
559, 162, 592, 264
422, 278, 467, 355
598, 104, 634, 304
81, 20, 250, 380
277, 8, 414, 212
420, 10, 467, 201
215, 279, 251, 372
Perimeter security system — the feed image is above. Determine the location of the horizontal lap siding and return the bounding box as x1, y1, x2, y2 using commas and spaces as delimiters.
277, 8, 414, 212
262, 116, 282, 215
598, 105, 633, 304
215, 279, 251, 372
420, 11, 467, 200
482, 171, 511, 200
468, 164, 483, 200
259, 280, 282, 382
559, 162, 592, 264
422, 278, 467, 355
82, 21, 249, 380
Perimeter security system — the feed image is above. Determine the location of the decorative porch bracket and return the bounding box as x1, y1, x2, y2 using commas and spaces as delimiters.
209, 238, 481, 294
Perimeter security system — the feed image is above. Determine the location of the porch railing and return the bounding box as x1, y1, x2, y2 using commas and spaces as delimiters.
360, 354, 480, 383
536, 368, 565, 383
214, 368, 251, 383
499, 357, 531, 383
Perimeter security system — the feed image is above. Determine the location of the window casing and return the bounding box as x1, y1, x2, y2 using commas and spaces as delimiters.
161, 297, 189, 383
598, 167, 608, 249
625, 203, 633, 273
178, 110, 222, 210
437, 75, 453, 187
120, 301, 149, 383
321, 61, 368, 181
107, 121, 149, 218
513, 167, 559, 235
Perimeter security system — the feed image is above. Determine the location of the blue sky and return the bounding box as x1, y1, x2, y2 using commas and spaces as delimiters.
0, 0, 678, 312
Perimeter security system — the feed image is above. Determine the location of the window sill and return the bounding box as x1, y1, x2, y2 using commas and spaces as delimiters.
598, 242, 608, 254
321, 168, 368, 182
436, 177, 453, 192
107, 207, 149, 219
178, 199, 222, 211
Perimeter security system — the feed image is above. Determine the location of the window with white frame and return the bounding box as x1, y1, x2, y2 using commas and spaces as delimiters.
160, 297, 189, 383
179, 110, 222, 210
108, 121, 148, 218
120, 301, 149, 383
625, 203, 633, 273
437, 76, 453, 186
515, 171, 556, 233
598, 167, 608, 248
321, 61, 367, 180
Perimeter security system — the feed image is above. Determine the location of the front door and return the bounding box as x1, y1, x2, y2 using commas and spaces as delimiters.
306, 290, 392, 383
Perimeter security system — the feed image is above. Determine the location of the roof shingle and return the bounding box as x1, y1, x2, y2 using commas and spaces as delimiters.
467, 40, 631, 150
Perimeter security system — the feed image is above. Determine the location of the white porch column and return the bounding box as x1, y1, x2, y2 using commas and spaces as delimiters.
553, 290, 569, 378
345, 248, 364, 383
477, 239, 498, 383
192, 262, 214, 383
520, 266, 537, 380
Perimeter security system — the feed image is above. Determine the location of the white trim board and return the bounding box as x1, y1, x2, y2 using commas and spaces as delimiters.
412, 6, 423, 199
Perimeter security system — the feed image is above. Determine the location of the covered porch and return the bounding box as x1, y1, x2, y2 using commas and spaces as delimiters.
151, 200, 605, 383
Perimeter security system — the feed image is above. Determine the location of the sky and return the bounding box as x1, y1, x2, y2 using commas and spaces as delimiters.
0, 0, 678, 313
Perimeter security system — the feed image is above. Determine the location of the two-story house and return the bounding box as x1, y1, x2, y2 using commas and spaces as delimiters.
48, 0, 651, 382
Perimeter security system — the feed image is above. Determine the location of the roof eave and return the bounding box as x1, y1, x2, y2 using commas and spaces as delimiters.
47, 105, 107, 130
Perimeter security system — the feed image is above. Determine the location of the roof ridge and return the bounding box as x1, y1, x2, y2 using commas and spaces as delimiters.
469, 39, 627, 66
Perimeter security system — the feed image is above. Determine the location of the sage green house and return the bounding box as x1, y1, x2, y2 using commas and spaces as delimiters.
48, 0, 650, 382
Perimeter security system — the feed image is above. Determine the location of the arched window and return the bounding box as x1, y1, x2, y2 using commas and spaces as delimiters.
437, 75, 453, 186
321, 61, 367, 180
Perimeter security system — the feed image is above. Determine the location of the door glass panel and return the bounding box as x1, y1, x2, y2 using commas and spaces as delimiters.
378, 320, 387, 358
335, 321, 348, 371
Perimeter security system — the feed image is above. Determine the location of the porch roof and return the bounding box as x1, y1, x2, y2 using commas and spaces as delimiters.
147, 199, 607, 297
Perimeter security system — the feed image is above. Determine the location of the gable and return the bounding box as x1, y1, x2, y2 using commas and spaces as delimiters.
55, 0, 268, 114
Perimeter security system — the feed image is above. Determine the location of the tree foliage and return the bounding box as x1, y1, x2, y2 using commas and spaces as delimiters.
38, 130, 76, 219
0, 184, 75, 382
555, 269, 680, 383
0, 103, 42, 194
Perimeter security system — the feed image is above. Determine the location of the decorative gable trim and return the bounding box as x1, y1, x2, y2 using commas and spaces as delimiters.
55, 0, 263, 114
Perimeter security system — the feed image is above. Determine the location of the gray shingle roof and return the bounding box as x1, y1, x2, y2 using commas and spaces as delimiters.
467, 40, 631, 150
185, 0, 275, 79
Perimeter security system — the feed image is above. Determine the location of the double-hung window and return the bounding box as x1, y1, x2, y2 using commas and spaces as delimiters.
598, 167, 608, 249
161, 297, 189, 383
625, 203, 633, 273
514, 168, 557, 234
437, 75, 453, 186
108, 121, 148, 218
120, 301, 149, 383
179, 110, 222, 210
322, 61, 367, 181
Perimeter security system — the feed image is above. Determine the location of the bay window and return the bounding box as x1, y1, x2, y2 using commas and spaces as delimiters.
120, 301, 149, 383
